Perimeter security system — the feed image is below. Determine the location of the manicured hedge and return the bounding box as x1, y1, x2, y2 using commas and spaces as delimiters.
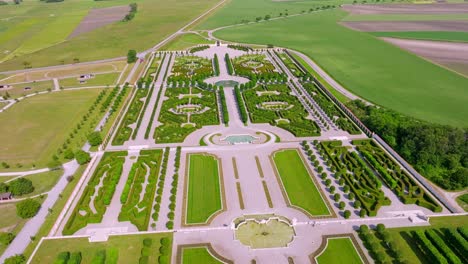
425, 229, 461, 264
54, 252, 69, 264
218, 87, 229, 125
225, 53, 234, 75
213, 54, 220, 76
413, 230, 448, 264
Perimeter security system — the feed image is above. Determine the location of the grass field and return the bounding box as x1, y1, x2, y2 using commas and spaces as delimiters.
30, 232, 173, 264
0, 0, 219, 71
181, 247, 223, 264
316, 237, 363, 264
342, 13, 468, 21
0, 89, 102, 169
20, 170, 63, 197
371, 31, 468, 43
0, 80, 54, 99
59, 72, 120, 88
160, 33, 213, 51
215, 10, 468, 127
186, 153, 222, 224
272, 149, 329, 216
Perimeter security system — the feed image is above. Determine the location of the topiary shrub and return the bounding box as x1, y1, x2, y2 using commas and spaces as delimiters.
9, 178, 34, 196
138, 256, 148, 264
143, 238, 152, 247
68, 252, 82, 264
16, 199, 41, 219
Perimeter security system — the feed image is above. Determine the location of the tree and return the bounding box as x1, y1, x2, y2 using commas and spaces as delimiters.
0, 183, 8, 193
87, 132, 102, 146
127, 50, 137, 63
0, 232, 15, 245
9, 178, 34, 196
338, 201, 345, 210
334, 193, 340, 202
376, 223, 386, 234
353, 200, 361, 209
4, 254, 26, 264
63, 149, 75, 160
359, 225, 369, 234
75, 150, 91, 165
343, 210, 351, 219
16, 199, 41, 219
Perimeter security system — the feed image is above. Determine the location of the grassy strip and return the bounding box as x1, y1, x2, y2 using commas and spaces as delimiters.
218, 87, 229, 125
316, 237, 364, 264
370, 31, 468, 43
255, 156, 264, 178
232, 158, 239, 179
132, 80, 154, 140
236, 182, 245, 210
262, 180, 273, 208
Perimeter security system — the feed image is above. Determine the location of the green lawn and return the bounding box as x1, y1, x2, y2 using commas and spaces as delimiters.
456, 193, 468, 212
371, 31, 468, 43
0, 89, 102, 169
0, 0, 220, 70
186, 153, 222, 224
182, 247, 223, 264
342, 13, 468, 22
30, 233, 173, 264
20, 169, 63, 197
272, 149, 329, 216
160, 33, 213, 51
0, 80, 54, 99
316, 238, 363, 264
214, 10, 468, 127
59, 72, 120, 88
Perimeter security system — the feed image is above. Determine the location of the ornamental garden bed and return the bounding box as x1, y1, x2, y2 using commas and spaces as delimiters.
167, 56, 214, 85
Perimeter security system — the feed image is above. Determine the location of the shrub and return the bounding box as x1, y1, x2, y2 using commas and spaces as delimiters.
64, 149, 75, 160
359, 209, 367, 218
75, 150, 91, 165
127, 50, 137, 63
0, 232, 14, 245
138, 256, 148, 264
106, 248, 118, 264
376, 224, 386, 234
68, 252, 82, 264
338, 201, 345, 210
87, 132, 102, 146
141, 247, 151, 257
143, 238, 152, 247
158, 255, 170, 264
166, 221, 173, 229
4, 254, 26, 264
9, 178, 34, 196
90, 250, 106, 264
329, 186, 335, 193
54, 252, 70, 264
425, 229, 461, 264
359, 225, 369, 234
160, 237, 170, 247
334, 193, 340, 202
16, 199, 41, 219
344, 210, 351, 219
354, 200, 361, 209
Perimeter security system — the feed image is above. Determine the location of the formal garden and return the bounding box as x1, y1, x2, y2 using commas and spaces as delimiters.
302, 82, 361, 135
184, 153, 223, 225
275, 51, 305, 78
353, 140, 442, 212
315, 237, 364, 264
63, 151, 127, 235
242, 84, 320, 137
118, 149, 163, 231
154, 87, 219, 143
232, 54, 275, 76
167, 56, 214, 85
316, 140, 390, 216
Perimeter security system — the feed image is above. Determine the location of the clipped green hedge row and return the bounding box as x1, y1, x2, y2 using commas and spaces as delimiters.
413, 230, 448, 264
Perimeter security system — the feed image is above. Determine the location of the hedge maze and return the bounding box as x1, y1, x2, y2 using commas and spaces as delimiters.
112, 86, 149, 145
154, 86, 219, 143
167, 56, 214, 85
242, 84, 320, 137
354, 140, 441, 212
118, 149, 163, 231
302, 82, 361, 135
63, 151, 127, 235
318, 141, 389, 216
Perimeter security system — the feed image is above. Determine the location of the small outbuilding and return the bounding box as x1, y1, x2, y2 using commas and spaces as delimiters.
0, 192, 12, 200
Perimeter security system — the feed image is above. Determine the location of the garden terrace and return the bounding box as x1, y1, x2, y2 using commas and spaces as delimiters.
143, 54, 163, 81
232, 54, 285, 82
63, 151, 127, 235
276, 51, 306, 78
242, 84, 320, 137
112, 86, 149, 145
167, 56, 214, 85
319, 141, 390, 216
184, 153, 224, 225
118, 149, 163, 231
353, 140, 442, 212
315, 237, 364, 264
302, 82, 361, 135
154, 86, 219, 143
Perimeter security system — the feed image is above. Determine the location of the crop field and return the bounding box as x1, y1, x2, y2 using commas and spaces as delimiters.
316, 237, 363, 264
0, 0, 220, 71
30, 232, 172, 264
272, 149, 330, 216
154, 87, 219, 143
0, 89, 103, 169
185, 153, 223, 224
59, 72, 120, 88
161, 33, 213, 51
181, 246, 223, 264
353, 140, 441, 212
214, 10, 468, 127
371, 31, 468, 42
319, 141, 390, 216
242, 84, 320, 137
342, 13, 468, 21
63, 151, 127, 235
119, 149, 163, 231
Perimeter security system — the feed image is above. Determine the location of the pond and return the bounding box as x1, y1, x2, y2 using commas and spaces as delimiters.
215, 80, 239, 87
222, 134, 257, 145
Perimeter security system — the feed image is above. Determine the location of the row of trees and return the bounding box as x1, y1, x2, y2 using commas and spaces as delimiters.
347, 100, 467, 190
234, 86, 248, 124
213, 54, 220, 76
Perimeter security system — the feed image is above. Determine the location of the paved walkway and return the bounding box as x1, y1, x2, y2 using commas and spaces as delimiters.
0, 160, 79, 263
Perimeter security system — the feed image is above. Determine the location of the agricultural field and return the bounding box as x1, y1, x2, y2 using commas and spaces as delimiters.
318, 141, 390, 216
0, 0, 220, 70
0, 89, 104, 169
161, 33, 213, 51
214, 10, 468, 127
154, 86, 219, 143
316, 237, 364, 264
185, 153, 223, 225
63, 151, 127, 235
370, 31, 468, 43
353, 140, 441, 212
272, 149, 330, 216
30, 233, 172, 264
119, 149, 163, 231
242, 84, 320, 137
